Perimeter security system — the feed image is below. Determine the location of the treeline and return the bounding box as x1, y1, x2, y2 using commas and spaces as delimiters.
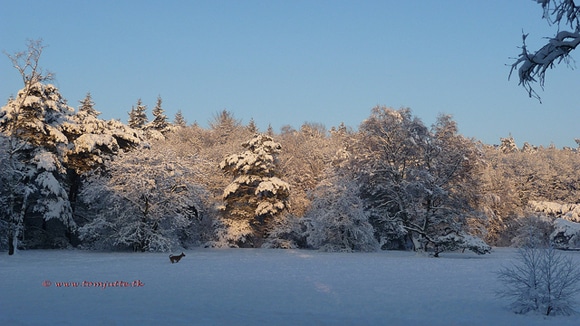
2, 42, 580, 255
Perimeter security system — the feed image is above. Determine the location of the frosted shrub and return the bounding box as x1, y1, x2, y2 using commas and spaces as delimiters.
261, 214, 304, 249
511, 215, 554, 248
497, 246, 580, 316
551, 218, 580, 250
305, 178, 378, 252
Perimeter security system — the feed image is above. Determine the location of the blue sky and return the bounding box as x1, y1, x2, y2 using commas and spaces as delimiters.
1, 0, 579, 147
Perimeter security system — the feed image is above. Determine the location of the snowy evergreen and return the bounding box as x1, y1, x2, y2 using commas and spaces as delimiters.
128, 98, 148, 129
499, 135, 518, 153
246, 118, 258, 134
173, 110, 187, 128
521, 142, 537, 154
218, 134, 290, 247
151, 96, 169, 131
266, 124, 274, 136
63, 94, 142, 175
0, 82, 77, 252
551, 218, 580, 250
210, 110, 243, 145
143, 96, 170, 139
78, 92, 100, 117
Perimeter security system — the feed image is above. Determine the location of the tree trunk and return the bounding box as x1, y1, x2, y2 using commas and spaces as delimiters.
8, 192, 29, 255
8, 232, 15, 255
251, 216, 269, 248
410, 233, 423, 252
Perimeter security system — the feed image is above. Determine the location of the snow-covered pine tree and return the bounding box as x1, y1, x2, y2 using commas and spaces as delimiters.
499, 135, 518, 154
218, 134, 290, 247
63, 93, 142, 175
0, 39, 81, 253
143, 96, 170, 139
246, 118, 258, 134
151, 96, 169, 131
521, 142, 537, 154
0, 82, 77, 252
173, 110, 187, 128
128, 98, 148, 129
528, 200, 580, 249
266, 124, 274, 136
57, 93, 143, 233
78, 92, 100, 117
210, 110, 242, 145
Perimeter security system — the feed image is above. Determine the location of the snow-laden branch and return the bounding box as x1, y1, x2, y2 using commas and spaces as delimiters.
511, 30, 580, 100
511, 0, 580, 101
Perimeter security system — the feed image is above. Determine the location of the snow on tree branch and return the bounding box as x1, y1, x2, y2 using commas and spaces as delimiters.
511, 0, 580, 101
510, 31, 580, 100
529, 200, 580, 222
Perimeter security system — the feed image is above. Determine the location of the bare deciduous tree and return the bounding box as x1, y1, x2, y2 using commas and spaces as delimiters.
497, 246, 580, 316
4, 39, 54, 90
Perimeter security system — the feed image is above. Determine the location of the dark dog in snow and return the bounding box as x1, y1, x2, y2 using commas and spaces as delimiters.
169, 252, 185, 263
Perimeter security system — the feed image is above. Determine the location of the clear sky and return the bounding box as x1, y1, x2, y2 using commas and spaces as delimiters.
1, 0, 579, 147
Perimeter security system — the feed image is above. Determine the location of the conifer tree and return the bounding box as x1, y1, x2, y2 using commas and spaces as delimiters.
0, 82, 76, 253
209, 110, 241, 144
149, 96, 169, 133
219, 134, 290, 247
267, 124, 274, 136
247, 118, 258, 134
78, 92, 100, 117
63, 92, 142, 174
128, 99, 148, 129
1, 41, 144, 253
500, 135, 518, 154
173, 110, 187, 128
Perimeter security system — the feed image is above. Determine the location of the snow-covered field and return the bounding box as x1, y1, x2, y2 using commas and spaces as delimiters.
1, 248, 579, 325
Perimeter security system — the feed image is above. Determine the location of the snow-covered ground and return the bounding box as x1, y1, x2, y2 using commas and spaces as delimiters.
1, 248, 579, 325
